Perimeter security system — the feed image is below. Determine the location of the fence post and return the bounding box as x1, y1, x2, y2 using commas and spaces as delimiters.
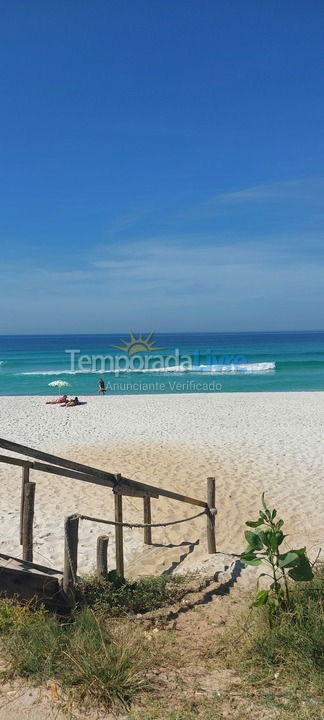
206, 477, 216, 554
20, 466, 30, 545
22, 481, 36, 562
114, 479, 124, 576
97, 535, 109, 580
143, 496, 152, 545
63, 515, 79, 604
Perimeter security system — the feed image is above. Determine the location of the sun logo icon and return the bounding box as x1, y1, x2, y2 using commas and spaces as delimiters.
111, 331, 163, 356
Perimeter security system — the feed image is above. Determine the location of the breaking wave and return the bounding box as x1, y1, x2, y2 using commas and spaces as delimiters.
18, 362, 275, 376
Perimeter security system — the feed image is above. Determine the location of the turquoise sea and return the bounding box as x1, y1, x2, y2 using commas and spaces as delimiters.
1, 332, 324, 396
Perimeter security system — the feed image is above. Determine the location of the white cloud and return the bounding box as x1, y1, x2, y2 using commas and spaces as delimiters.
1, 232, 324, 333
198, 177, 324, 213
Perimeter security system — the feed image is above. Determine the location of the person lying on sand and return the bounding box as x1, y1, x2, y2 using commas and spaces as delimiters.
62, 397, 80, 407
46, 395, 68, 404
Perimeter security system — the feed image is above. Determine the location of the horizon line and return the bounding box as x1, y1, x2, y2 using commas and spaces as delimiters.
1, 329, 324, 338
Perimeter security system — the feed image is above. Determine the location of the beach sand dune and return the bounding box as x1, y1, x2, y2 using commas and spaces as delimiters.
0, 393, 323, 576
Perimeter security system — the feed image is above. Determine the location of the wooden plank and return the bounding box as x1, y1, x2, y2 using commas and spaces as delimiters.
0, 439, 159, 498
143, 496, 152, 545
33, 459, 115, 486
0, 553, 62, 577
22, 482, 35, 562
20, 466, 30, 545
0, 437, 119, 479
0, 564, 60, 600
206, 476, 216, 554
32, 460, 159, 498
63, 516, 79, 605
113, 477, 159, 499
0, 554, 68, 609
0, 438, 206, 508
114, 480, 124, 576
33, 461, 203, 506
0, 454, 32, 469
153, 487, 207, 508
96, 535, 109, 580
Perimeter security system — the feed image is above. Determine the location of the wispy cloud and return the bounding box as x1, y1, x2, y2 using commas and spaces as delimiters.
35, 232, 324, 331
2, 203, 324, 332
106, 202, 154, 235
198, 177, 324, 214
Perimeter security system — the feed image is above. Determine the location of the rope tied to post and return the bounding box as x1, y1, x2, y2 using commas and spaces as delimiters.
63, 507, 212, 588
63, 475, 217, 595
70, 507, 209, 529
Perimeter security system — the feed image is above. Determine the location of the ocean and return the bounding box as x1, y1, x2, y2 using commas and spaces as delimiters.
1, 331, 324, 396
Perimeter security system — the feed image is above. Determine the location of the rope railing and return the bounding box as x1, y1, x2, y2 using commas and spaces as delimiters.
73, 507, 209, 529
63, 499, 217, 601
63, 508, 212, 593
0, 438, 217, 607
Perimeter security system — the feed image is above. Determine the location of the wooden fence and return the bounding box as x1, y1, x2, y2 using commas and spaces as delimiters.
0, 438, 217, 604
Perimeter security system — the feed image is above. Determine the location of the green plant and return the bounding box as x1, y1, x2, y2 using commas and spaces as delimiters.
221, 566, 324, 718
59, 608, 147, 708
241, 494, 313, 614
0, 600, 63, 679
0, 600, 149, 709
78, 571, 185, 616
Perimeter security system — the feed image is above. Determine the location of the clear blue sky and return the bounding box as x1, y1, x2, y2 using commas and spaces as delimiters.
1, 0, 324, 333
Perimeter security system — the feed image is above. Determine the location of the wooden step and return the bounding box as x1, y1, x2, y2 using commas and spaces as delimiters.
0, 553, 71, 609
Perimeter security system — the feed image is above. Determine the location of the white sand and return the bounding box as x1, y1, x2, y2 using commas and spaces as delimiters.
0, 393, 323, 577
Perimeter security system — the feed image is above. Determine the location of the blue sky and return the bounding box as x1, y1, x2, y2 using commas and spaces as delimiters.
1, 1, 324, 333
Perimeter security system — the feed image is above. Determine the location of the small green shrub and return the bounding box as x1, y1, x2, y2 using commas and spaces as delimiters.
3, 603, 63, 679
247, 570, 324, 672
0, 573, 185, 710
59, 609, 147, 708
224, 566, 324, 713
0, 600, 149, 709
241, 494, 313, 617
78, 571, 185, 616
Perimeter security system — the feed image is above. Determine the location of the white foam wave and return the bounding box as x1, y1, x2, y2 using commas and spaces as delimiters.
139, 362, 275, 374
193, 362, 275, 374
18, 362, 275, 376
19, 370, 95, 375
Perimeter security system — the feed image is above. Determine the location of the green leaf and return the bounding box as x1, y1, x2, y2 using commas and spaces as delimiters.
252, 590, 269, 607
256, 573, 268, 590
244, 531, 263, 550
271, 509, 277, 520
241, 552, 262, 567
246, 519, 264, 528
288, 555, 314, 582
278, 551, 300, 569
271, 530, 284, 550
260, 529, 272, 548
291, 546, 306, 556
261, 493, 271, 518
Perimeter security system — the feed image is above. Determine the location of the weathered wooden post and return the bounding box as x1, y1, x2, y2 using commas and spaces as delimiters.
63, 515, 79, 604
114, 475, 124, 576
143, 496, 152, 545
206, 476, 216, 554
22, 481, 36, 562
20, 466, 30, 545
96, 535, 109, 580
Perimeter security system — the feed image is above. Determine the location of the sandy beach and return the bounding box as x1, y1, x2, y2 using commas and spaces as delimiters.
0, 392, 323, 577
